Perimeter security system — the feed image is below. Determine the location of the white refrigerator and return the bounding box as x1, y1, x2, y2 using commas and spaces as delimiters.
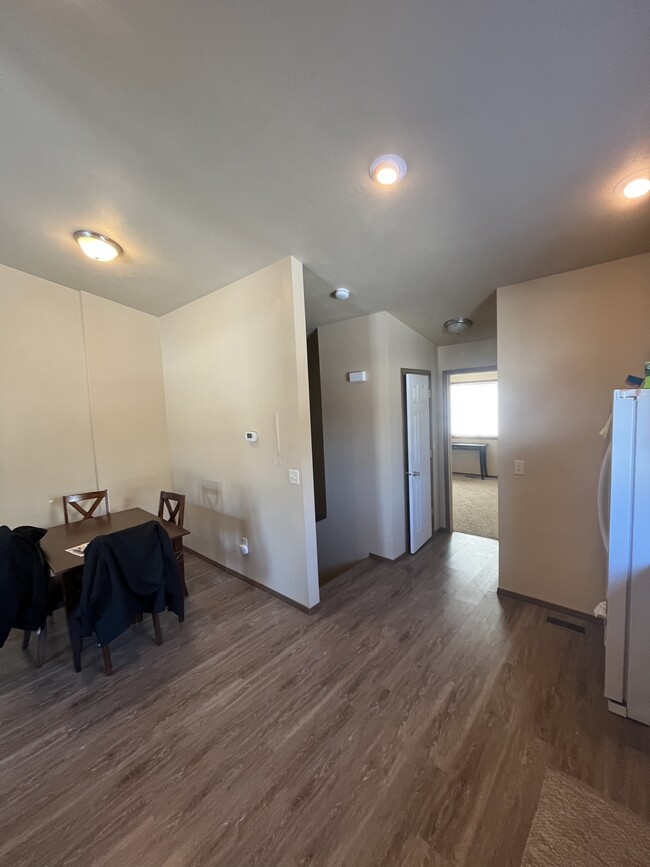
604, 389, 650, 725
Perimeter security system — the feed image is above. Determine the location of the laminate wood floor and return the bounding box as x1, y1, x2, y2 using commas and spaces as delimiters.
1, 532, 649, 866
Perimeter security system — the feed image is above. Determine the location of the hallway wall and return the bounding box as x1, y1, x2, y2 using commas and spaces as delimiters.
317, 312, 438, 581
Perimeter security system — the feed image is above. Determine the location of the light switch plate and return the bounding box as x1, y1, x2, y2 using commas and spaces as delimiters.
288, 469, 300, 485
514, 459, 525, 475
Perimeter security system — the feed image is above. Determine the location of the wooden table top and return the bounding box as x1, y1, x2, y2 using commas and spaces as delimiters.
41, 508, 190, 576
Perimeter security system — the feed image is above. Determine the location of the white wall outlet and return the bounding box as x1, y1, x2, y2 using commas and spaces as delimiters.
288, 469, 300, 485
239, 536, 249, 555
514, 459, 525, 475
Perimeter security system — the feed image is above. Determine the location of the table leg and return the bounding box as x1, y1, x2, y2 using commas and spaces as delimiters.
62, 568, 83, 672
173, 537, 188, 597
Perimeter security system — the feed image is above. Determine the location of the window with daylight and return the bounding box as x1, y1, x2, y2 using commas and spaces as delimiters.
450, 381, 498, 437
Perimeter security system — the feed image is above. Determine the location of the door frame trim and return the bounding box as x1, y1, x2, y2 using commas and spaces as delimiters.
441, 365, 497, 532
401, 368, 434, 553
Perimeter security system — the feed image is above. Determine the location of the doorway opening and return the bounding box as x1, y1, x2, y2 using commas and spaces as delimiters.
443, 367, 498, 539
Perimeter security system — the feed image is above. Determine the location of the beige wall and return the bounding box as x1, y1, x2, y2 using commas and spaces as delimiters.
438, 338, 498, 374
498, 253, 650, 614
384, 314, 440, 550
0, 263, 171, 528
81, 292, 172, 513
317, 312, 438, 580
0, 265, 97, 527
160, 257, 319, 610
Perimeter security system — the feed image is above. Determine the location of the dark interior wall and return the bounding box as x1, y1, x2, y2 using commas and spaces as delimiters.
307, 330, 327, 521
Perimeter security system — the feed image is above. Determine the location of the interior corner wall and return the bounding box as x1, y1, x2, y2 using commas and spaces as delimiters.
0, 263, 172, 529
498, 253, 650, 615
80, 292, 172, 513
159, 257, 319, 610
316, 312, 438, 581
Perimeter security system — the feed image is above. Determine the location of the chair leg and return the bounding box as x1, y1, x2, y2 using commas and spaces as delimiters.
36, 626, 47, 667
71, 639, 82, 673
101, 645, 113, 676
22, 630, 31, 651
152, 613, 163, 646
65, 609, 83, 673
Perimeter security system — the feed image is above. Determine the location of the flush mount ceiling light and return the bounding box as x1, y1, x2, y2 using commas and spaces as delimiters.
614, 171, 650, 200
623, 177, 650, 199
444, 317, 473, 336
73, 230, 123, 262
333, 287, 350, 300
369, 154, 407, 185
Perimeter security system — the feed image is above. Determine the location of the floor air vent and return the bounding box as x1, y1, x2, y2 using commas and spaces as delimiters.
546, 615, 585, 634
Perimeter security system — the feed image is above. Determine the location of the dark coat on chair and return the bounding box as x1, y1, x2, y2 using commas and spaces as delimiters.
0, 525, 50, 647
77, 521, 184, 646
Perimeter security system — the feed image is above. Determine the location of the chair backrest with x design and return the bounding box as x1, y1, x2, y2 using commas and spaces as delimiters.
62, 490, 110, 525
158, 491, 186, 528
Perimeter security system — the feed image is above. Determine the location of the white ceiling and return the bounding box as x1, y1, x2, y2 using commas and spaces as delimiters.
1, 0, 648, 344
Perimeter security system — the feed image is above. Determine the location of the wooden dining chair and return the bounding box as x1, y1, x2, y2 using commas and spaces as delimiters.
158, 491, 188, 597
76, 522, 184, 676
62, 490, 110, 524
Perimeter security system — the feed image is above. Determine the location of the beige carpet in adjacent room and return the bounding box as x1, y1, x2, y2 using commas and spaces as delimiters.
452, 474, 498, 539
522, 770, 650, 867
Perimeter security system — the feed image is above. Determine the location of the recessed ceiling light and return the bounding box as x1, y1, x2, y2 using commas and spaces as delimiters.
622, 177, 650, 199
369, 154, 407, 185
614, 171, 650, 200
333, 287, 350, 300
73, 230, 123, 262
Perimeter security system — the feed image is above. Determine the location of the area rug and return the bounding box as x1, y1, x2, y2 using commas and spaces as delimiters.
521, 770, 650, 867
451, 474, 498, 539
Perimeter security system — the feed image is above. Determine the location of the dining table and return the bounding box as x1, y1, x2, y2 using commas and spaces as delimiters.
41, 507, 189, 578
40, 508, 190, 671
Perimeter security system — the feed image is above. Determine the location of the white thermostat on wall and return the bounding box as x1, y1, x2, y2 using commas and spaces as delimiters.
245, 431, 258, 442
348, 371, 367, 383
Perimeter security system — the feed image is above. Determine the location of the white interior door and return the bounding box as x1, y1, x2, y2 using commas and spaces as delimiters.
406, 373, 432, 554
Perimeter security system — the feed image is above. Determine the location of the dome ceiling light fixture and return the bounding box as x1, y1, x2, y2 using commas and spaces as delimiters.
444, 317, 474, 336
369, 154, 408, 185
333, 287, 350, 300
73, 230, 123, 262
614, 171, 650, 200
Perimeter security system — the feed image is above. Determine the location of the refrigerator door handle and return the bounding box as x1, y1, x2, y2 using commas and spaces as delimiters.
597, 441, 612, 553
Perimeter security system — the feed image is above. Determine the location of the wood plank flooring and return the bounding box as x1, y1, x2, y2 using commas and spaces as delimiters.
1, 532, 649, 866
